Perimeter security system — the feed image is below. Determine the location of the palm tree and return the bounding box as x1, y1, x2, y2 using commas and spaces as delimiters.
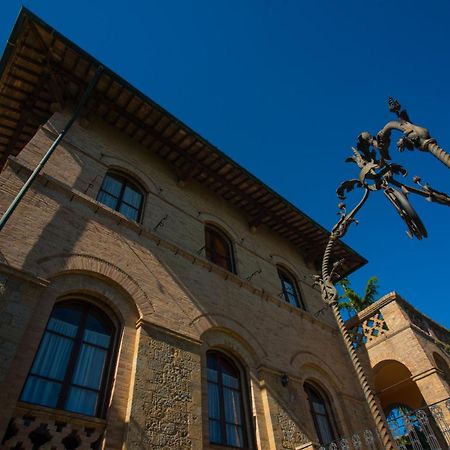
338, 276, 379, 315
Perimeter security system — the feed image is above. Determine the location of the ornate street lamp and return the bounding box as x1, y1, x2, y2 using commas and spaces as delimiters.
315, 98, 450, 449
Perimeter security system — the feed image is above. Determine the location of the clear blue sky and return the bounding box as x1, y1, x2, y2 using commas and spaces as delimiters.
1, 1, 449, 327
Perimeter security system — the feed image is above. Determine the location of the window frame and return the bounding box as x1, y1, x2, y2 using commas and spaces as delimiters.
96, 171, 145, 223
206, 350, 252, 449
204, 224, 237, 274
20, 300, 120, 419
277, 267, 305, 309
304, 383, 337, 445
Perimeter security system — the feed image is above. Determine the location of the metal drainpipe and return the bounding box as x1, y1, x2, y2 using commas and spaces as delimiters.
0, 65, 103, 232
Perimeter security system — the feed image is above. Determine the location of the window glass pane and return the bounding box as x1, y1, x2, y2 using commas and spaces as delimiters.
207, 368, 218, 382
207, 353, 218, 370
287, 293, 299, 307
102, 175, 122, 197
316, 414, 334, 444
208, 382, 220, 420
222, 372, 239, 389
118, 203, 139, 221
65, 386, 98, 416
21, 376, 61, 408
209, 419, 222, 444
48, 306, 82, 337
84, 313, 111, 348
312, 400, 326, 414
226, 424, 244, 448
97, 191, 118, 210
31, 332, 73, 381
72, 344, 107, 390
123, 185, 142, 208
205, 227, 234, 272
224, 388, 242, 424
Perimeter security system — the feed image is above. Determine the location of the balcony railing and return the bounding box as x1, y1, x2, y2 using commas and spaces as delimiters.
1, 402, 106, 450
317, 428, 382, 450
386, 398, 450, 450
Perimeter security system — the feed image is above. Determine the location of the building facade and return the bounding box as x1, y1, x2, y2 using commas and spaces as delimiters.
346, 292, 450, 448
0, 9, 380, 450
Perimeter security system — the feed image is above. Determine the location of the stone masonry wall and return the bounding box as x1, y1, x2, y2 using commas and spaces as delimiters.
126, 325, 202, 450
0, 112, 376, 447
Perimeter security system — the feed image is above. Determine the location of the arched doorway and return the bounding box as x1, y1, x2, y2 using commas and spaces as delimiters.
375, 360, 448, 449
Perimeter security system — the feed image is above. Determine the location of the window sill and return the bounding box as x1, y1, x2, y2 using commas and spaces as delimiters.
16, 401, 107, 426
209, 444, 253, 450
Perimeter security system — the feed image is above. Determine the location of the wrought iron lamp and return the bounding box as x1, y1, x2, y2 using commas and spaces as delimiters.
315, 98, 450, 450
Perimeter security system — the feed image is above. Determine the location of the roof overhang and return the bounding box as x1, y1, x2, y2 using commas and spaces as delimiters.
0, 8, 367, 277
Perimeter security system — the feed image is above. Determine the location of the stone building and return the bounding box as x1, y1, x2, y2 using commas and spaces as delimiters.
346, 292, 450, 448
0, 9, 382, 450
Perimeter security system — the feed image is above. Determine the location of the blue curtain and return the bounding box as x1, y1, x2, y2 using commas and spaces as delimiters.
123, 185, 142, 208
21, 331, 73, 407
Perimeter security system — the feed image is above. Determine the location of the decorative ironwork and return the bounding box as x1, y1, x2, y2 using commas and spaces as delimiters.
386, 398, 450, 449
316, 99, 450, 450
316, 428, 381, 450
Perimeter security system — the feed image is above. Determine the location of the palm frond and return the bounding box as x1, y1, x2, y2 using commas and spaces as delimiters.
363, 276, 379, 305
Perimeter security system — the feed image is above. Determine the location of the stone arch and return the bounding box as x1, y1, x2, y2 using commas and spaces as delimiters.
99, 154, 161, 195
373, 359, 425, 411
47, 271, 140, 326
190, 312, 268, 361
37, 253, 153, 317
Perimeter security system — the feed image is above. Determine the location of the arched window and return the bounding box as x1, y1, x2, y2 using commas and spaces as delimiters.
97, 171, 144, 222
20, 301, 117, 418
278, 267, 305, 309
205, 225, 236, 273
304, 383, 336, 445
207, 351, 250, 448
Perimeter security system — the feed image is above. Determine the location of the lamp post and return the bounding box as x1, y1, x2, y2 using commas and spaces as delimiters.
314, 98, 450, 449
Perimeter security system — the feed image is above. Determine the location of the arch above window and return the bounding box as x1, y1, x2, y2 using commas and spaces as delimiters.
277, 267, 305, 309
206, 351, 250, 448
20, 300, 118, 418
304, 382, 337, 445
97, 171, 145, 222
204, 224, 236, 274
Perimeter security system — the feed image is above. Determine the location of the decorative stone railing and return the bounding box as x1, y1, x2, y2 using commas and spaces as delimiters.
1, 403, 105, 449
346, 309, 389, 348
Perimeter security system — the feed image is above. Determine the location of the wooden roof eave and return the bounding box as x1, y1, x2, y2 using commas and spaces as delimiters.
0, 7, 367, 278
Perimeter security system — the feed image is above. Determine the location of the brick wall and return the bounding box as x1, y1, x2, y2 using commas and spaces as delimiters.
0, 112, 375, 448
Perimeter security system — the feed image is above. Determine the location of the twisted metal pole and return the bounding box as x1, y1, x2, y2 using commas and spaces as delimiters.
316, 190, 397, 449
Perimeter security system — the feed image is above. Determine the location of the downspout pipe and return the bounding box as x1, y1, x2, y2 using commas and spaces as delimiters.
0, 65, 103, 232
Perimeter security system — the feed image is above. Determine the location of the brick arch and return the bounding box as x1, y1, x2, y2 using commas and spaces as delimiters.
290, 350, 341, 392
372, 359, 425, 411
197, 212, 239, 243
191, 312, 268, 361
201, 326, 261, 371
37, 253, 154, 317
100, 154, 161, 195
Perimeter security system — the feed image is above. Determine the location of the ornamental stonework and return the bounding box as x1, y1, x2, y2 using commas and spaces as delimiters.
276, 408, 309, 449
126, 329, 201, 450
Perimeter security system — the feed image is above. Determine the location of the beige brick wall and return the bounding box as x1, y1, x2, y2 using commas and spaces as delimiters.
0, 112, 376, 448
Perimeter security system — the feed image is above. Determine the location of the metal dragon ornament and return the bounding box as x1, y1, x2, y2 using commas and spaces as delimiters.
313, 98, 450, 450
